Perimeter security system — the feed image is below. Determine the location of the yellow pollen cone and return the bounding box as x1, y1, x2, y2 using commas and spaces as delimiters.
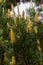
9, 28, 15, 43
38, 45, 41, 52
34, 26, 38, 33
10, 56, 16, 65
37, 39, 40, 44
35, 12, 40, 23
7, 9, 10, 19
0, 0, 2, 3
27, 20, 32, 32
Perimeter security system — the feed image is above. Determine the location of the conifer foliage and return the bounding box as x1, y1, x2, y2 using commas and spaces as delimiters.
0, 0, 43, 65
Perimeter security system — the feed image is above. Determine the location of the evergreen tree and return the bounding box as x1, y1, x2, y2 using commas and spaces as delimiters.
0, 0, 43, 65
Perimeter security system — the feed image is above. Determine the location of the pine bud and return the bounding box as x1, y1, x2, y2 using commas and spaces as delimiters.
17, 3, 20, 16
11, 4, 14, 12
26, 16, 30, 21
4, 53, 8, 62
3, 8, 4, 15
19, 15, 21, 22
41, 4, 43, 11
22, 11, 25, 18
7, 22, 10, 28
